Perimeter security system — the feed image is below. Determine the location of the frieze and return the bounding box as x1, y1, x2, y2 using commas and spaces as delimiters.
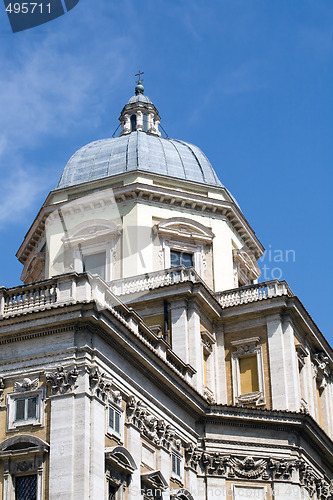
46, 365, 78, 395
126, 396, 181, 450
184, 450, 332, 494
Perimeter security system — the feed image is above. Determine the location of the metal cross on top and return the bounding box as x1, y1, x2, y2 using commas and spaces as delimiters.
135, 70, 144, 83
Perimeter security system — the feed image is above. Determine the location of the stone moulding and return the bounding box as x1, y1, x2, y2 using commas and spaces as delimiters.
126, 396, 181, 451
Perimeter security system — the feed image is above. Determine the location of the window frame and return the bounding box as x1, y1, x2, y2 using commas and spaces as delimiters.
107, 403, 123, 440
0, 435, 48, 500
171, 451, 182, 480
231, 337, 265, 407
7, 388, 45, 431
155, 217, 215, 279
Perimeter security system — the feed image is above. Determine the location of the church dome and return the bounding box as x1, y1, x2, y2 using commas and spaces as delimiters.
57, 132, 223, 189
56, 80, 223, 190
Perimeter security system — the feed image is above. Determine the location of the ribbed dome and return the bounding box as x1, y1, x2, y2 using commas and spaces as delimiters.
56, 131, 223, 189
128, 94, 152, 104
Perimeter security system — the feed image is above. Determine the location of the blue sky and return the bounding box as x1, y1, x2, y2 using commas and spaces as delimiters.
0, 0, 332, 344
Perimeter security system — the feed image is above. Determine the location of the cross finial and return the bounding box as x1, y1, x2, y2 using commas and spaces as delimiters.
135, 70, 144, 83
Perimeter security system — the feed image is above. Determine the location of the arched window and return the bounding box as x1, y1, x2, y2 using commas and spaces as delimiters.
0, 435, 48, 500
130, 114, 137, 132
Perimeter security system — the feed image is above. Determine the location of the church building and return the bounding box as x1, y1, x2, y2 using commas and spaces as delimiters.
0, 78, 332, 500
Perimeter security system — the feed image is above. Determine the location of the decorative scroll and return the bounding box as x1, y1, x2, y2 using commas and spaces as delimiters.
46, 366, 78, 395
126, 396, 181, 450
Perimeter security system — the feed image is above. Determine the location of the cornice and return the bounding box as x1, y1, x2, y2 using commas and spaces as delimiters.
16, 180, 264, 266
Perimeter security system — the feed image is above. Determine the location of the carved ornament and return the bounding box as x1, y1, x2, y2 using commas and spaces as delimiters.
126, 396, 181, 450
46, 366, 78, 395
14, 378, 39, 393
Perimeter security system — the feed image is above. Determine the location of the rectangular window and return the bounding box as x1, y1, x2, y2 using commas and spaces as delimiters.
239, 356, 259, 394
170, 250, 193, 268
15, 397, 38, 422
143, 113, 149, 132
83, 251, 106, 279
15, 474, 37, 500
108, 484, 117, 500
172, 453, 181, 478
109, 406, 121, 434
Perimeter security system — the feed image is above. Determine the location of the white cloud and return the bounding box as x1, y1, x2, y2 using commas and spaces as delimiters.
0, 8, 133, 223
0, 165, 47, 225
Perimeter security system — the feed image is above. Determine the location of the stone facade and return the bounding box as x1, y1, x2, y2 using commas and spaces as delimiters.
0, 88, 332, 499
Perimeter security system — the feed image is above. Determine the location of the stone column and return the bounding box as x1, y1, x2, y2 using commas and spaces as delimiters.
170, 300, 189, 364
266, 314, 288, 409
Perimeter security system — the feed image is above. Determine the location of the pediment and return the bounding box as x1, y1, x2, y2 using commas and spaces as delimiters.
155, 217, 214, 243
105, 446, 137, 474
141, 470, 168, 491
62, 219, 121, 246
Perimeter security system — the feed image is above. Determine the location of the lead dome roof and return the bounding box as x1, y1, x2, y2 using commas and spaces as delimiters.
57, 132, 223, 189
56, 89, 224, 190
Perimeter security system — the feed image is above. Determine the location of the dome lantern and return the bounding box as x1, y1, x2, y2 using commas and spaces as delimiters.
119, 72, 161, 137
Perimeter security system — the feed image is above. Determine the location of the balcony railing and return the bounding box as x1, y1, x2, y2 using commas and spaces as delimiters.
110, 265, 199, 296
0, 272, 195, 383
215, 280, 293, 309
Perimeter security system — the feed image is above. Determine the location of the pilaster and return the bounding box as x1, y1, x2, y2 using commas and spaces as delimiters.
282, 316, 300, 411
126, 424, 141, 500
170, 300, 189, 364
215, 324, 227, 404
266, 314, 288, 409
188, 301, 203, 392
49, 394, 75, 500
